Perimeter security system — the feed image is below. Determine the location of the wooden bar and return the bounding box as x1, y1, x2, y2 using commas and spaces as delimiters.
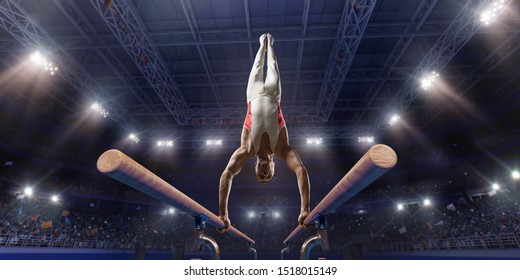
97, 149, 255, 244
284, 144, 397, 244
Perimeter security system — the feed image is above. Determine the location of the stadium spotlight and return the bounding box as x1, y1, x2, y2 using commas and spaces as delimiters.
512, 170, 520, 180
424, 199, 431, 206
206, 139, 222, 146
420, 71, 440, 90
388, 114, 400, 126
157, 140, 174, 147
273, 211, 281, 218
24, 187, 33, 197
30, 51, 59, 75
129, 133, 140, 144
248, 211, 256, 219
51, 195, 59, 203
168, 207, 175, 214
358, 136, 374, 143
480, 0, 508, 26
91, 102, 109, 118
397, 203, 404, 211
306, 137, 322, 145
492, 183, 500, 190
421, 71, 439, 90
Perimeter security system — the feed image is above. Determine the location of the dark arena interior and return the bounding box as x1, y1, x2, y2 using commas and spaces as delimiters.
1, 0, 520, 261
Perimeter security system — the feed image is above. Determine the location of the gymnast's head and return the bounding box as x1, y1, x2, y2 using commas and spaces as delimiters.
255, 155, 275, 184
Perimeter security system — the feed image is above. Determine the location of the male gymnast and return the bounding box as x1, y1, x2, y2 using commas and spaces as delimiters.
218, 33, 310, 232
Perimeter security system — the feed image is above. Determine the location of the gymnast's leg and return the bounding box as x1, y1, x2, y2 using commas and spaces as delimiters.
247, 34, 267, 102
265, 33, 282, 101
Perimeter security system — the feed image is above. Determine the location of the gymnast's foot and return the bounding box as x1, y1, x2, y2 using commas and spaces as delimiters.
267, 33, 274, 46
259, 33, 267, 46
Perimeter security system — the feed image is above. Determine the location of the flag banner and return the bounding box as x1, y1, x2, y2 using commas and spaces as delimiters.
61, 210, 70, 217
90, 227, 98, 234
435, 220, 445, 226
398, 226, 407, 234
65, 216, 71, 225
426, 221, 433, 230
41, 220, 52, 229
31, 214, 39, 221
488, 190, 497, 196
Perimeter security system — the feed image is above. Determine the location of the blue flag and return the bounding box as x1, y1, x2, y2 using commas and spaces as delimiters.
65, 217, 71, 225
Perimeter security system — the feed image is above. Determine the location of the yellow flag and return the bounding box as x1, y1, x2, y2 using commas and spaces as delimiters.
41, 220, 53, 229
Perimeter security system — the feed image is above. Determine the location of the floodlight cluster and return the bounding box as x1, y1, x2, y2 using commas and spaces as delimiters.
306, 137, 323, 145
129, 133, 140, 144
206, 139, 222, 146
358, 136, 374, 143
157, 140, 173, 147
30, 51, 59, 75
91, 102, 109, 118
480, 0, 507, 26
388, 114, 400, 126
420, 71, 440, 90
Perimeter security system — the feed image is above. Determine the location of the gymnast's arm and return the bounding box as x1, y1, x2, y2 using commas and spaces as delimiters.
277, 141, 311, 225
218, 143, 253, 232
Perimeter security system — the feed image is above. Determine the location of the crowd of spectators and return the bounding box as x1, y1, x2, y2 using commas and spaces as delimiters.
1, 181, 519, 254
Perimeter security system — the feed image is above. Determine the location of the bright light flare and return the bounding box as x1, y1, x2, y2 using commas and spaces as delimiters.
306, 137, 322, 145
206, 139, 222, 146
358, 136, 374, 143
397, 203, 404, 211
157, 140, 173, 147
388, 114, 400, 126
51, 195, 59, 203
248, 211, 255, 219
421, 71, 440, 90
30, 51, 59, 75
492, 183, 500, 190
273, 211, 281, 218
480, 0, 508, 26
129, 133, 140, 144
424, 199, 431, 206
512, 170, 520, 180
168, 207, 175, 214
91, 102, 109, 118
24, 187, 33, 196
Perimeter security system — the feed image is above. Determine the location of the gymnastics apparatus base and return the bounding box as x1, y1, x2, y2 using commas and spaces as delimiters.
97, 149, 256, 260
282, 144, 397, 260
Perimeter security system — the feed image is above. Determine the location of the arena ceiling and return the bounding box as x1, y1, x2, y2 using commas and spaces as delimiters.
0, 0, 519, 196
